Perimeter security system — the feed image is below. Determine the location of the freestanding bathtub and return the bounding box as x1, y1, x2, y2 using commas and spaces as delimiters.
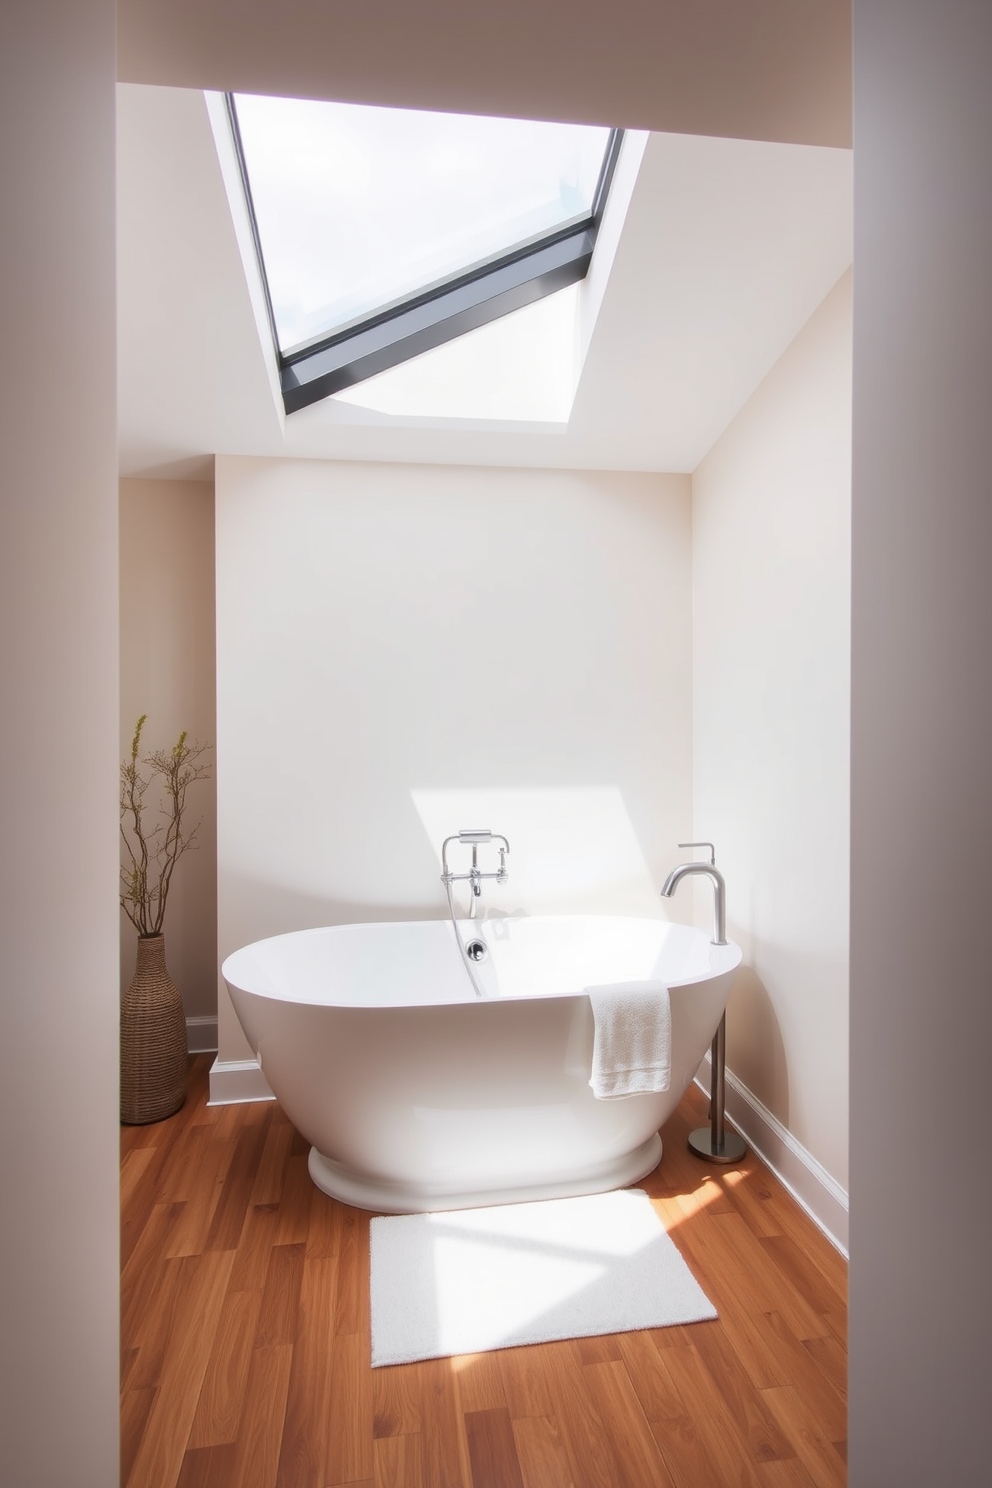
222, 915, 741, 1213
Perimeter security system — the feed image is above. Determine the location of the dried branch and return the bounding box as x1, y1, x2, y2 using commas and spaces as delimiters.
119, 716, 212, 937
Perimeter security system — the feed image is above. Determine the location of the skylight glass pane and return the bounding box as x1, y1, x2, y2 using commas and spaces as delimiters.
233, 94, 611, 355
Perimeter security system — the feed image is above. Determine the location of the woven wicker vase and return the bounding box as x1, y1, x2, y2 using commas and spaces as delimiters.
121, 934, 188, 1124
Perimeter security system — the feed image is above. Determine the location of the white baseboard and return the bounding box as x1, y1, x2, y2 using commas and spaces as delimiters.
186, 1015, 218, 1054
694, 1054, 849, 1257
208, 1056, 275, 1106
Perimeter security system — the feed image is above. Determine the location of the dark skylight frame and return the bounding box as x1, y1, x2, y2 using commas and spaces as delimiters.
226, 94, 624, 415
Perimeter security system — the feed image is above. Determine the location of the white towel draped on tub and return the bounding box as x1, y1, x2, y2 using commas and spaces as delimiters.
586, 981, 672, 1099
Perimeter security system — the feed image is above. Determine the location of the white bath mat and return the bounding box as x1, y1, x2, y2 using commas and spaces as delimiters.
369, 1188, 716, 1367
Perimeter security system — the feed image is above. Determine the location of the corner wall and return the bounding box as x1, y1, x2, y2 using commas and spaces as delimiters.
850, 1, 992, 1480
119, 478, 218, 1041
692, 271, 852, 1197
215, 457, 693, 1063
0, 3, 120, 1483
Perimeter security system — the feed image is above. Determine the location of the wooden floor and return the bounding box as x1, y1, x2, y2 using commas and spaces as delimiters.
121, 1056, 847, 1488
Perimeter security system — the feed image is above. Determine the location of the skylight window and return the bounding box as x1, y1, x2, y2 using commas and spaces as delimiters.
228, 93, 621, 413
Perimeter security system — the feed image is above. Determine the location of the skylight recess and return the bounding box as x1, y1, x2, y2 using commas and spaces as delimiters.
228, 93, 621, 413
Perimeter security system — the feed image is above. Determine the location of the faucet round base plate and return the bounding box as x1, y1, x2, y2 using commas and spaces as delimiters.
687, 1126, 747, 1165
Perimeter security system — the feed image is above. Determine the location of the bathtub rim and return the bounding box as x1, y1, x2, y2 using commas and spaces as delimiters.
222, 913, 743, 1010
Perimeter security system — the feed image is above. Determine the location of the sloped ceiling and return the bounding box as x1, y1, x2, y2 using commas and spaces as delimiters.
117, 84, 852, 478
118, 0, 852, 150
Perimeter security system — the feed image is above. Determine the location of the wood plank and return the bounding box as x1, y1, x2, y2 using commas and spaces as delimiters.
730, 1313, 847, 1443
121, 1146, 158, 1211
571, 1335, 623, 1365
653, 1154, 737, 1218
696, 1210, 834, 1342
822, 1308, 847, 1349
757, 1459, 820, 1487
511, 1413, 577, 1488
743, 1185, 848, 1301
333, 1201, 369, 1336
205, 1111, 273, 1252
648, 1411, 740, 1488
616, 1330, 692, 1424
305, 1184, 341, 1260
689, 1317, 798, 1463
374, 1363, 423, 1439
188, 1288, 263, 1449
228, 1202, 282, 1294
255, 1242, 305, 1349
758, 1234, 847, 1317
125, 1248, 235, 1488
175, 1444, 238, 1488
275, 1255, 338, 1488
416, 1356, 471, 1488
760, 1385, 847, 1488
327, 1331, 375, 1485
496, 1345, 559, 1422
374, 1432, 425, 1488
121, 1142, 185, 1270
801, 1337, 846, 1411
153, 1117, 216, 1207
464, 1406, 526, 1488
165, 1129, 235, 1259
121, 1200, 188, 1369
125, 1252, 189, 1392
721, 1164, 787, 1240
538, 1347, 626, 1488
246, 1118, 292, 1208
248, 1119, 293, 1207
452, 1352, 508, 1414
226, 1343, 294, 1488
653, 1334, 764, 1488
576, 1359, 677, 1488
121, 1386, 157, 1487
272, 1151, 313, 1247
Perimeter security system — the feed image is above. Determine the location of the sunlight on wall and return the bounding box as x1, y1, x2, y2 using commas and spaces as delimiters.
411, 785, 662, 917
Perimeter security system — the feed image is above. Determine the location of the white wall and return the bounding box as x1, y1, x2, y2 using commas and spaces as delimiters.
119, 478, 218, 1029
0, 3, 120, 1484
850, 2, 992, 1481
216, 456, 692, 1060
693, 271, 852, 1190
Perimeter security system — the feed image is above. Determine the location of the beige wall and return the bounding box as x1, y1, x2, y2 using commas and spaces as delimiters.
849, 2, 992, 1481
117, 0, 851, 149
692, 271, 852, 1188
0, 2, 120, 1483
119, 478, 218, 1025
215, 456, 693, 1061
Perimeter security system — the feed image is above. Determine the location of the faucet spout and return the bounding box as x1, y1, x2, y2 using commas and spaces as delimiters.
660, 860, 727, 946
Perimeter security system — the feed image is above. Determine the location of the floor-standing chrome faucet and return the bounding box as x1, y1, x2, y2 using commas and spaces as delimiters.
661, 842, 746, 1165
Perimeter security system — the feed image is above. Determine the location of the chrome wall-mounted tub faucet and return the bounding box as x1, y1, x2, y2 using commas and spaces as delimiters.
440, 831, 510, 998
441, 830, 509, 920
661, 841, 746, 1166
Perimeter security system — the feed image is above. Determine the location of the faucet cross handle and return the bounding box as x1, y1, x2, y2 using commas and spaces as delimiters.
678, 840, 716, 867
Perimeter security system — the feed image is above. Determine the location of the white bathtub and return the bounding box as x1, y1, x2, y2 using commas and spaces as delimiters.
222, 915, 741, 1213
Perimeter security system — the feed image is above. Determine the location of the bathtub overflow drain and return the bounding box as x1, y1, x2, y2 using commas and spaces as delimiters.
465, 939, 488, 963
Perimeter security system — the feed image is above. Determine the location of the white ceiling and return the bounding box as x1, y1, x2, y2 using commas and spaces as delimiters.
117, 83, 852, 479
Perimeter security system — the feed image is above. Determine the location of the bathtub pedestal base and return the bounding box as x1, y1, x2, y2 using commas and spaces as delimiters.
307, 1132, 664, 1214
